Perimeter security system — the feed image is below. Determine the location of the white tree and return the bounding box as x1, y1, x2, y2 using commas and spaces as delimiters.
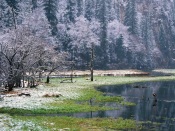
107, 20, 129, 62
21, 6, 54, 45
43, 48, 68, 83
68, 16, 100, 81
0, 26, 65, 90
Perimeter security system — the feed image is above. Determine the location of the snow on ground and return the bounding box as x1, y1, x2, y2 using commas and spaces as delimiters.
0, 114, 45, 131
0, 84, 80, 109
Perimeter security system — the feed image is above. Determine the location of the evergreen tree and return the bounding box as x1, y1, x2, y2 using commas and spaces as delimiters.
124, 0, 131, 26
170, 0, 175, 23
65, 0, 77, 23
140, 11, 154, 68
116, 0, 120, 21
0, 0, 8, 29
76, 0, 83, 17
5, 0, 19, 29
5, 0, 19, 13
32, 0, 37, 11
159, 24, 167, 55
141, 14, 149, 46
106, 0, 116, 21
158, 22, 171, 66
95, 0, 108, 69
173, 0, 175, 21
116, 34, 124, 62
124, 0, 138, 34
85, 0, 95, 21
43, 0, 58, 36
58, 0, 77, 53
4, 9, 14, 27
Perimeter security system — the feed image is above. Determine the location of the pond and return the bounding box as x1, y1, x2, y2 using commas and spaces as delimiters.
72, 81, 175, 131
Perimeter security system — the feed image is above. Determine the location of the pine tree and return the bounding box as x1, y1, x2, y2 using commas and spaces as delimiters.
159, 24, 167, 55
0, 0, 8, 29
5, 0, 19, 13
173, 0, 175, 21
124, 0, 131, 26
77, 0, 83, 17
106, 0, 116, 21
116, 34, 124, 62
95, 0, 108, 69
5, 0, 19, 29
65, 0, 77, 23
124, 0, 138, 34
85, 0, 95, 21
115, 0, 121, 21
32, 0, 37, 11
141, 14, 149, 46
43, 0, 58, 36
140, 11, 154, 68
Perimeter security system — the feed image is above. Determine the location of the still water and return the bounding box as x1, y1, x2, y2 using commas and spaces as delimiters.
72, 81, 175, 131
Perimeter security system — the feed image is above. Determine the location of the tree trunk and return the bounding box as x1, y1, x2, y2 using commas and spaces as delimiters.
90, 44, 94, 81
7, 81, 14, 91
8, 85, 13, 91
7, 68, 14, 91
12, 7, 17, 29
71, 69, 73, 83
32, 78, 35, 87
46, 72, 52, 83
46, 75, 50, 83
15, 75, 21, 87
38, 71, 42, 82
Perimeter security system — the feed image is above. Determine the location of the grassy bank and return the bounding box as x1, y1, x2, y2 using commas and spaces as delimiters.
2, 76, 174, 114
13, 116, 141, 131
1, 76, 175, 130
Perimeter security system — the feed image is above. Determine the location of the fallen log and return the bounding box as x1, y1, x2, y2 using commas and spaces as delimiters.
18, 93, 31, 97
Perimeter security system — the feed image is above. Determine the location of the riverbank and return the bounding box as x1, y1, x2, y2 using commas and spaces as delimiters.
1, 75, 175, 130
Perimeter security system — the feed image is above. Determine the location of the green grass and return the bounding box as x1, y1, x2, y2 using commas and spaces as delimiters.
48, 75, 175, 89
13, 115, 141, 130
1, 76, 175, 115
1, 75, 175, 130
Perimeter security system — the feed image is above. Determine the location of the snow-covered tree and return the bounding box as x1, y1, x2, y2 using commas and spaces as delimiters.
76, 0, 83, 17
140, 11, 155, 68
43, 0, 58, 36
95, 0, 108, 68
0, 26, 65, 91
0, 0, 8, 29
69, 16, 99, 48
32, 0, 37, 11
5, 0, 19, 29
68, 16, 100, 80
124, 0, 138, 34
107, 20, 129, 65
65, 0, 77, 23
85, 0, 95, 21
1, 0, 175, 70
22, 7, 53, 44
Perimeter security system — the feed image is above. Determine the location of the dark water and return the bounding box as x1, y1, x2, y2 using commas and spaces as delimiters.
72, 81, 175, 131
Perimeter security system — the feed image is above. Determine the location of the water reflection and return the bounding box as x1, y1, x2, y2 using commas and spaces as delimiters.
95, 81, 175, 131
71, 81, 175, 130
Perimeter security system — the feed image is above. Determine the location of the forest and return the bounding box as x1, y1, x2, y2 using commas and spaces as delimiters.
1, 0, 175, 90
1, 0, 175, 70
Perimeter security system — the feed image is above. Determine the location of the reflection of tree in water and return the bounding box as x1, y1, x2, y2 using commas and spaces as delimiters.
97, 81, 175, 130
151, 93, 157, 122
